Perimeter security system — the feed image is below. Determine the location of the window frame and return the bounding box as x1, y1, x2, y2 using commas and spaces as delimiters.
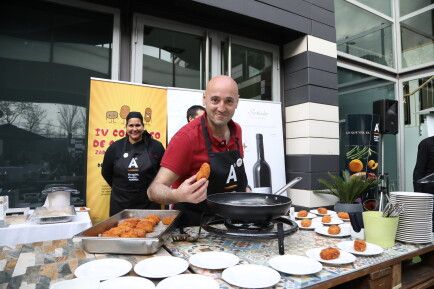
336, 0, 398, 72
337, 60, 400, 187
398, 69, 434, 190
131, 14, 207, 89
47, 0, 121, 80
131, 14, 280, 101
396, 2, 434, 72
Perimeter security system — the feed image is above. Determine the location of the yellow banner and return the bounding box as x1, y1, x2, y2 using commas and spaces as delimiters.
86, 79, 167, 224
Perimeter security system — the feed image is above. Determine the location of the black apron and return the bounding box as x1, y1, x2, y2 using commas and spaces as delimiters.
110, 139, 160, 216
175, 117, 248, 227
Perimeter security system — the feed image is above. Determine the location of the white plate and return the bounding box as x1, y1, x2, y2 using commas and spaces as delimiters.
315, 226, 350, 238
156, 274, 219, 289
189, 251, 239, 270
295, 212, 317, 219
390, 192, 434, 198
222, 264, 281, 288
321, 218, 343, 225
310, 209, 336, 216
134, 256, 188, 279
336, 241, 384, 256
74, 258, 132, 281
100, 276, 155, 289
50, 278, 100, 289
306, 248, 356, 265
268, 255, 322, 275
296, 220, 321, 230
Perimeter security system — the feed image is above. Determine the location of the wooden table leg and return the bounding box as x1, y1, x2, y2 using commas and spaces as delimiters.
392, 263, 402, 289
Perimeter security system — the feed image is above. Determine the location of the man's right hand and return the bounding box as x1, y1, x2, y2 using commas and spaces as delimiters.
174, 175, 209, 204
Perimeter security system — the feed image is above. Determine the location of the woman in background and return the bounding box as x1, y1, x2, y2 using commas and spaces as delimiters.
102, 111, 164, 216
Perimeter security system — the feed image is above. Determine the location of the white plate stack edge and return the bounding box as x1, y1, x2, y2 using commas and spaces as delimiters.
390, 192, 433, 244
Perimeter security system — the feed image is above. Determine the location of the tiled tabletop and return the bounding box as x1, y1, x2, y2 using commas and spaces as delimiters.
1, 227, 432, 289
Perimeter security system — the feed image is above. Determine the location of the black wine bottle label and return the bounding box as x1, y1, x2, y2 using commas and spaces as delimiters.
253, 133, 272, 193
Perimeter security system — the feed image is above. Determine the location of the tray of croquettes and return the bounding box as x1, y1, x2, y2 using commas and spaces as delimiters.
76, 209, 180, 255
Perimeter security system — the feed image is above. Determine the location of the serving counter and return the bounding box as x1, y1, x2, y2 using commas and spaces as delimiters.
0, 227, 432, 289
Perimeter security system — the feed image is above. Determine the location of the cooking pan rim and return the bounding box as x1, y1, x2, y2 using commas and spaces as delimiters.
207, 192, 291, 207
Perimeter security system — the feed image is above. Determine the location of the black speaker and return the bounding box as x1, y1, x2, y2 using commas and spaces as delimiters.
373, 99, 398, 135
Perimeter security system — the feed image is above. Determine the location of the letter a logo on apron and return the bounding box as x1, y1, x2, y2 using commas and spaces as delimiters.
128, 158, 139, 169
226, 165, 238, 184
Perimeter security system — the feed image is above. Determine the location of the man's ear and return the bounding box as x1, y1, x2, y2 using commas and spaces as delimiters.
202, 93, 206, 107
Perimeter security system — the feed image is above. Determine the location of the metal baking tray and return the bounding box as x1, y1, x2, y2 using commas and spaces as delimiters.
32, 205, 76, 224
76, 209, 181, 255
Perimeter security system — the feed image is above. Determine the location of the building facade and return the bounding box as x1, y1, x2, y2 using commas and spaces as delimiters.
0, 0, 433, 208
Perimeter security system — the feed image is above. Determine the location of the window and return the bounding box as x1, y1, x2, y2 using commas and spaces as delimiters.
357, 0, 392, 16
133, 15, 280, 100
338, 67, 397, 188
400, 9, 434, 68
335, 0, 395, 68
400, 0, 433, 16
403, 76, 434, 126
141, 26, 205, 89
223, 43, 273, 100
0, 1, 116, 208
402, 74, 434, 191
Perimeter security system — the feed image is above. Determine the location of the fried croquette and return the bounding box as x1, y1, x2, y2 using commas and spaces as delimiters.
136, 220, 154, 232
337, 212, 349, 220
120, 217, 141, 226
328, 225, 341, 235
162, 216, 176, 225
354, 239, 367, 252
196, 163, 211, 181
131, 228, 146, 238
100, 214, 168, 238
322, 215, 332, 223
320, 247, 340, 260
297, 210, 308, 218
101, 226, 127, 237
317, 207, 328, 214
120, 231, 139, 238
144, 214, 160, 226
301, 219, 312, 227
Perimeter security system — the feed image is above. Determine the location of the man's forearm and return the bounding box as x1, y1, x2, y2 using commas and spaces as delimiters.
147, 182, 179, 205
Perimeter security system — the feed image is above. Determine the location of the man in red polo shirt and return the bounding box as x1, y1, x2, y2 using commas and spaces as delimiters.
147, 75, 248, 226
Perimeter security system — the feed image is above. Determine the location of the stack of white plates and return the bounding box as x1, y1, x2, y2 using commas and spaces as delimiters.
390, 192, 433, 244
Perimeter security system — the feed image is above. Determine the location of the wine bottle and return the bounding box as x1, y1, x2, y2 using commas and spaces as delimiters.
253, 133, 272, 193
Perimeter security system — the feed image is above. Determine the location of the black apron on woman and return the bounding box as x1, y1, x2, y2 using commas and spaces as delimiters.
110, 138, 160, 216
175, 117, 248, 227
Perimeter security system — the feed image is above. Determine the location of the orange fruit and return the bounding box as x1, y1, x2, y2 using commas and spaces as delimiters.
349, 159, 363, 173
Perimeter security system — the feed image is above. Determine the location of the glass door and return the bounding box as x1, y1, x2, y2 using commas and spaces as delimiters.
401, 72, 434, 191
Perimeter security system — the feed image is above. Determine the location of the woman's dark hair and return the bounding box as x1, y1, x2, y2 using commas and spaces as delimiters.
126, 111, 144, 125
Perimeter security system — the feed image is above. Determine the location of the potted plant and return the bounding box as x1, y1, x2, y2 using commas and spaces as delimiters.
315, 171, 379, 213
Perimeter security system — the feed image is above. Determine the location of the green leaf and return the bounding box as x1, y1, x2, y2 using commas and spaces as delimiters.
314, 171, 379, 204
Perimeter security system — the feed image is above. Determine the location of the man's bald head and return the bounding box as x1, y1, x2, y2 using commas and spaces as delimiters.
205, 75, 239, 97
203, 75, 239, 129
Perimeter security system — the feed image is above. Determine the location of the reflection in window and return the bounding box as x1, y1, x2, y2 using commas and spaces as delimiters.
223, 43, 272, 100
335, 0, 394, 67
142, 26, 204, 89
403, 76, 434, 125
357, 0, 391, 16
0, 1, 112, 208
338, 67, 397, 188
400, 0, 433, 17
400, 9, 434, 68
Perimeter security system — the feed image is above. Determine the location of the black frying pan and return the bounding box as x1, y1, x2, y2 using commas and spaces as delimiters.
206, 177, 302, 223
207, 192, 292, 223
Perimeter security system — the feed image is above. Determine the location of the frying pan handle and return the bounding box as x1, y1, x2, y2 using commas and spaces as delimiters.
274, 177, 302, 196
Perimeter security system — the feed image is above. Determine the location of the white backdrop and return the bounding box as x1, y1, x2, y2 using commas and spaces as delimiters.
167, 87, 286, 192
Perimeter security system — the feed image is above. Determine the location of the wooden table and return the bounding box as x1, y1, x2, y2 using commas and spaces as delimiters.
0, 227, 432, 289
